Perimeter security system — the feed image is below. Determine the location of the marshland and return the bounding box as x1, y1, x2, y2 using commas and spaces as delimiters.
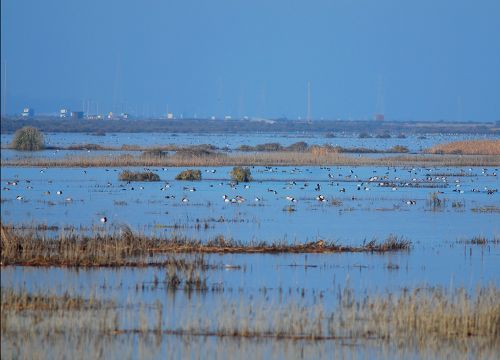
1, 127, 499, 359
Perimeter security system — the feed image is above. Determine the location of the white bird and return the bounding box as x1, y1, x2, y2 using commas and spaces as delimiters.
182, 197, 189, 203
100, 216, 107, 223
16, 195, 23, 200
316, 195, 326, 202
56, 190, 63, 195
235, 195, 245, 203
286, 196, 297, 202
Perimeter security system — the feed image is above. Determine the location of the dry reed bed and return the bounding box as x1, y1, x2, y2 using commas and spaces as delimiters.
0, 225, 209, 268
2, 286, 498, 347
2, 152, 500, 167
426, 139, 500, 155
1, 225, 410, 267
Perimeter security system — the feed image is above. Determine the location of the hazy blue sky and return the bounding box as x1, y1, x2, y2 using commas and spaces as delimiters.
1, 0, 499, 121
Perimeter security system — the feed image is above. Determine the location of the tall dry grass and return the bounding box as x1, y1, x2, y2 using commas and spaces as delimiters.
1, 225, 411, 266
426, 139, 500, 155
2, 151, 499, 167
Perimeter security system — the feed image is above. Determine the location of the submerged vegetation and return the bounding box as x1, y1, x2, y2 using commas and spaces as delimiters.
1, 285, 498, 359
118, 170, 160, 182
11, 126, 44, 151
175, 169, 202, 181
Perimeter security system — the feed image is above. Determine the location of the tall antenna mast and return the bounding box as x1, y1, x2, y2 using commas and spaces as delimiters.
307, 80, 312, 124
375, 76, 385, 121
2, 61, 7, 117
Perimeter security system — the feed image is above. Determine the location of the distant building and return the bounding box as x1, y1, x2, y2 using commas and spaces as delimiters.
374, 113, 385, 121
120, 113, 129, 120
167, 112, 174, 120
71, 111, 84, 120
86, 114, 104, 120
224, 115, 232, 120
21, 108, 34, 117
60, 108, 70, 118
107, 112, 114, 120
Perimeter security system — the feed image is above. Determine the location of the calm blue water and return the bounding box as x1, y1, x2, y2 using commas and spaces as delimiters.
1, 133, 499, 359
1, 165, 498, 243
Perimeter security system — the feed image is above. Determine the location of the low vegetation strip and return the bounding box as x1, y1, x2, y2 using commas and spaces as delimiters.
0, 225, 410, 267
2, 286, 498, 346
426, 139, 500, 155
2, 152, 499, 167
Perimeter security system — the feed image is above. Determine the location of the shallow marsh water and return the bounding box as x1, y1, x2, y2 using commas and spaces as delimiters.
1, 135, 499, 359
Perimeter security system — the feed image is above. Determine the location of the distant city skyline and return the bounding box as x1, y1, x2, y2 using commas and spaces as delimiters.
1, 0, 499, 121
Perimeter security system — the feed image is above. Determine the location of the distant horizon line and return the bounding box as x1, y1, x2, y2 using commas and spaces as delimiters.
1, 115, 497, 125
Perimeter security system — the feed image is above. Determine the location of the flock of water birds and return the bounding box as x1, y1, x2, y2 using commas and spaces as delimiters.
3, 165, 497, 226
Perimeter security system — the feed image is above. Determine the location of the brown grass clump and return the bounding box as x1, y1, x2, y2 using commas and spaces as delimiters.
118, 170, 160, 182
426, 139, 500, 155
230, 166, 252, 182
175, 169, 202, 181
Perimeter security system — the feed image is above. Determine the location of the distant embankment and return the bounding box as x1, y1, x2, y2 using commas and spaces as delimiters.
1, 117, 497, 135
426, 140, 500, 155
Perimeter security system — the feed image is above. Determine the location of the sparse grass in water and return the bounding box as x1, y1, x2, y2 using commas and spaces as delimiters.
1, 285, 498, 352
458, 235, 499, 245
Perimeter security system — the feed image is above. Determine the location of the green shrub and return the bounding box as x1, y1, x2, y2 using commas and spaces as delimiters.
358, 132, 372, 139
388, 145, 409, 153
255, 143, 282, 151
237, 145, 255, 151
118, 170, 160, 181
286, 141, 308, 152
230, 166, 252, 182
12, 126, 44, 151
175, 169, 202, 181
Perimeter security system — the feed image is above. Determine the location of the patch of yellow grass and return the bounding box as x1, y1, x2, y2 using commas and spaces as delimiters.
426, 140, 500, 155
